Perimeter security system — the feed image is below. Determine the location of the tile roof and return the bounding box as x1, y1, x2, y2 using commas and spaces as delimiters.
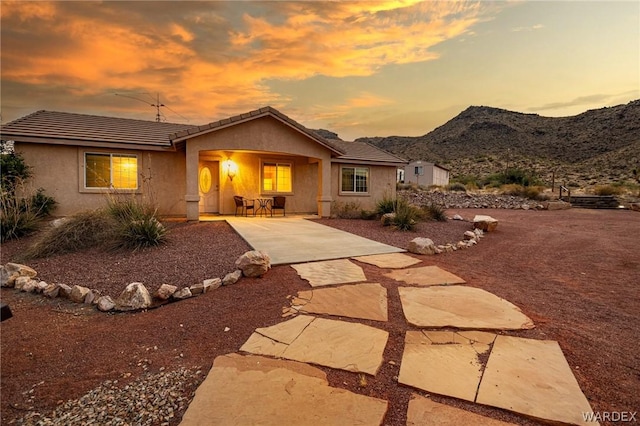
331, 139, 407, 165
170, 106, 346, 155
0, 110, 192, 149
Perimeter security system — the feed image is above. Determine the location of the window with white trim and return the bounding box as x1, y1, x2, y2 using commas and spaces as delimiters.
341, 167, 369, 193
262, 162, 292, 193
85, 153, 138, 189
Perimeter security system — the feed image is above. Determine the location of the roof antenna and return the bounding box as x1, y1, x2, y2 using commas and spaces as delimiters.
115, 92, 188, 122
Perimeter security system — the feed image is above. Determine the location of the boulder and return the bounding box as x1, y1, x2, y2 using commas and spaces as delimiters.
544, 200, 571, 211
203, 278, 222, 291
69, 285, 91, 303
21, 279, 38, 293
58, 283, 73, 299
14, 276, 32, 291
381, 213, 396, 226
155, 284, 177, 301
0, 266, 9, 287
172, 287, 192, 300
222, 270, 242, 286
407, 238, 439, 255
115, 282, 152, 311
43, 283, 60, 298
473, 215, 498, 232
473, 228, 484, 238
97, 296, 116, 312
190, 283, 206, 295
235, 251, 271, 278
84, 290, 101, 305
35, 281, 49, 293
452, 214, 464, 221
463, 231, 476, 241
51, 217, 70, 228
5, 263, 37, 278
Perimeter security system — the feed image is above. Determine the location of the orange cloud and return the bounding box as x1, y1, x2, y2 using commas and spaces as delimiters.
1, 1, 500, 123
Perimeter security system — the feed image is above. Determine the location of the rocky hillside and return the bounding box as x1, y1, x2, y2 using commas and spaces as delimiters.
356, 100, 640, 188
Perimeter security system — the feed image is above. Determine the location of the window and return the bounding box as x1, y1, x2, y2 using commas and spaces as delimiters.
341, 167, 369, 193
85, 153, 138, 189
414, 166, 423, 176
262, 162, 292, 193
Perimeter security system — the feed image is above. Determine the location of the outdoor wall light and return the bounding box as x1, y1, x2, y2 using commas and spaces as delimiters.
224, 158, 238, 181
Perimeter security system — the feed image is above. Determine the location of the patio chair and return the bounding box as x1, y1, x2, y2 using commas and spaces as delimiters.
234, 196, 255, 216
271, 196, 286, 216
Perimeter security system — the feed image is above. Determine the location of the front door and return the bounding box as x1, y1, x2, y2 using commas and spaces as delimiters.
199, 162, 219, 213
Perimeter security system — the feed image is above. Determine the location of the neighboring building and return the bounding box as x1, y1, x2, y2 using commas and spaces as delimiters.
0, 107, 406, 220
402, 161, 450, 186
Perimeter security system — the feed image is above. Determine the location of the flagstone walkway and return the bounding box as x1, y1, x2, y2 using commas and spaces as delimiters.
181, 252, 597, 425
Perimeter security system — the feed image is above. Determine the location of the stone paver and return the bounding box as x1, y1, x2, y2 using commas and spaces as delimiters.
291, 283, 388, 321
240, 315, 388, 375
384, 265, 466, 286
476, 335, 597, 426
407, 394, 515, 426
180, 353, 388, 425
398, 331, 491, 402
398, 286, 535, 330
291, 259, 367, 287
352, 253, 421, 269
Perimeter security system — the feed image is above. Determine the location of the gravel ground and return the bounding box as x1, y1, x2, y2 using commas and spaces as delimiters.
2, 210, 639, 425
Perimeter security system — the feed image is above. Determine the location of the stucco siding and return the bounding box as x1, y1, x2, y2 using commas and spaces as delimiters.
331, 163, 397, 212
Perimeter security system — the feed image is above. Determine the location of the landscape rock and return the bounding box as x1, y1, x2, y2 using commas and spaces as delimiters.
115, 282, 152, 311
43, 283, 60, 298
473, 215, 498, 232
172, 287, 192, 300
14, 276, 33, 291
155, 284, 177, 301
58, 283, 72, 299
381, 213, 396, 226
222, 270, 243, 286
452, 214, 464, 221
50, 217, 70, 228
35, 281, 49, 293
203, 278, 222, 291
84, 290, 101, 305
69, 285, 91, 303
463, 231, 477, 241
544, 200, 571, 211
5, 263, 37, 278
401, 190, 541, 210
97, 296, 116, 312
0, 266, 10, 287
235, 251, 271, 278
628, 203, 639, 212
407, 238, 439, 255
21, 279, 38, 293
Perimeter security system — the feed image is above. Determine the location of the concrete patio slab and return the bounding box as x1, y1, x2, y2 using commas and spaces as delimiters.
407, 394, 515, 426
398, 286, 535, 330
399, 331, 490, 401
180, 353, 388, 426
226, 217, 403, 265
240, 315, 388, 375
352, 253, 421, 269
384, 265, 466, 286
476, 335, 597, 426
291, 283, 388, 321
291, 259, 367, 287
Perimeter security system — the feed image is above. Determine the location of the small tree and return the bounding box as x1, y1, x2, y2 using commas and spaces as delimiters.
1, 140, 32, 193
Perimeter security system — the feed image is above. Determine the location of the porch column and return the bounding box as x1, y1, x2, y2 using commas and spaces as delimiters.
317, 158, 332, 217
185, 146, 200, 221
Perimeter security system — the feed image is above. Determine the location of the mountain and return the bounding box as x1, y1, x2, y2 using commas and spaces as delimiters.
356, 100, 640, 187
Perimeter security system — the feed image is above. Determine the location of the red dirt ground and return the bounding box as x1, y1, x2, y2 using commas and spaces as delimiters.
1, 209, 639, 425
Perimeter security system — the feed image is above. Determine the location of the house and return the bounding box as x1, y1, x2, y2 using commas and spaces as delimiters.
0, 107, 406, 220
402, 161, 450, 187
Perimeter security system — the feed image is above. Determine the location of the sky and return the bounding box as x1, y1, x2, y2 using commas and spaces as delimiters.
1, 1, 638, 140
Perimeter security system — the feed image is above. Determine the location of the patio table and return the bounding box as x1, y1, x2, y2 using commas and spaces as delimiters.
255, 198, 272, 217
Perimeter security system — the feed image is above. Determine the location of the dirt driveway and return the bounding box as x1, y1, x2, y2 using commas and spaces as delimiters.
1, 208, 638, 425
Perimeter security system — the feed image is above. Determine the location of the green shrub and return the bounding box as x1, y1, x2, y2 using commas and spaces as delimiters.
27, 188, 57, 217
501, 184, 547, 200
593, 185, 623, 196
375, 194, 397, 215
421, 203, 448, 222
360, 210, 377, 220
391, 202, 419, 231
0, 142, 32, 193
113, 216, 167, 251
446, 182, 467, 192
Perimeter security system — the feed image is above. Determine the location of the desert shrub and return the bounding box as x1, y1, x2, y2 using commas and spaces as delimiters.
446, 182, 467, 192
391, 201, 419, 231
593, 185, 623, 196
332, 201, 363, 219
421, 203, 448, 222
113, 216, 167, 251
375, 193, 398, 215
0, 142, 32, 193
360, 210, 377, 220
0, 190, 40, 242
23, 210, 116, 259
28, 188, 58, 217
500, 184, 547, 200
397, 182, 418, 191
